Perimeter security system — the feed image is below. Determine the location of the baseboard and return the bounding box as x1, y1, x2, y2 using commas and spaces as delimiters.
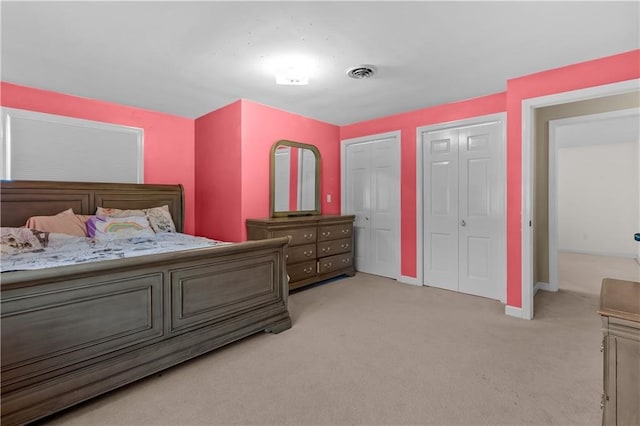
558, 248, 637, 258
505, 305, 523, 319
534, 281, 556, 295
399, 275, 419, 286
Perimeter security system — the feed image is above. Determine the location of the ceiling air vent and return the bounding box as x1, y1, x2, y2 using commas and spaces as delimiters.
346, 65, 376, 79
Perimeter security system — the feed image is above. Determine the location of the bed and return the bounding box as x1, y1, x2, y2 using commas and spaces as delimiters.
0, 180, 291, 426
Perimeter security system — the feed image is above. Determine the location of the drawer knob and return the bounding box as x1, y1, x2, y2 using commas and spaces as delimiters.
304, 250, 313, 257
322, 247, 331, 253
342, 258, 350, 263
304, 233, 314, 240
303, 267, 314, 274
322, 231, 331, 237
341, 228, 350, 234
340, 243, 350, 249
324, 261, 333, 268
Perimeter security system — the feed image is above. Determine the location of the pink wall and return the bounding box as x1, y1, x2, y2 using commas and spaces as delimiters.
341, 49, 639, 310
504, 49, 640, 307
240, 99, 341, 239
340, 93, 507, 279
194, 101, 243, 241
193, 99, 340, 242
5, 48, 637, 311
0, 82, 196, 234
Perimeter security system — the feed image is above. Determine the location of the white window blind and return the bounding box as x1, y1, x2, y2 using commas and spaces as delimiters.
1, 108, 143, 183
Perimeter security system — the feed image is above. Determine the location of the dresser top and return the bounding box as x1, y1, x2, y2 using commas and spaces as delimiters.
246, 215, 355, 225
598, 278, 640, 323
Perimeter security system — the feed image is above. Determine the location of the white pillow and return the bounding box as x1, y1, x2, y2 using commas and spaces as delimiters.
96, 205, 176, 233
1, 227, 49, 254
86, 215, 155, 240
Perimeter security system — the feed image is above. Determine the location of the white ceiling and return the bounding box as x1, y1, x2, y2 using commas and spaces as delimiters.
2, 1, 638, 125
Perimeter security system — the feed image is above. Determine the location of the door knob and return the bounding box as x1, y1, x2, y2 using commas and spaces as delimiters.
460, 220, 466, 227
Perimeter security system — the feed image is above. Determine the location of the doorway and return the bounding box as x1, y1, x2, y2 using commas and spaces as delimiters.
417, 114, 506, 302
548, 108, 640, 295
341, 131, 401, 279
521, 79, 640, 320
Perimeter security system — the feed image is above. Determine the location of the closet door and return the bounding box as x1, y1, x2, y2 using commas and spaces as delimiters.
422, 121, 504, 301
423, 129, 459, 291
458, 123, 504, 300
346, 143, 373, 273
343, 135, 400, 279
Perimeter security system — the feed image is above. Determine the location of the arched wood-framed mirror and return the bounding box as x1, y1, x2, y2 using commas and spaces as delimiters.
270, 140, 321, 217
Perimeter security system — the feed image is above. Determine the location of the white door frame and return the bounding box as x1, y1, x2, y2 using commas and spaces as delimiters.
520, 79, 639, 320
341, 130, 401, 281
548, 107, 640, 292
416, 112, 507, 303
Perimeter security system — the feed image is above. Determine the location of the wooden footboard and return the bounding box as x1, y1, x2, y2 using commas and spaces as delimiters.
1, 237, 291, 426
0, 180, 291, 425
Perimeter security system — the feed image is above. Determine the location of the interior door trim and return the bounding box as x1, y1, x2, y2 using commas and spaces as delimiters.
548, 108, 640, 294
340, 130, 401, 281
520, 79, 639, 321
416, 113, 507, 302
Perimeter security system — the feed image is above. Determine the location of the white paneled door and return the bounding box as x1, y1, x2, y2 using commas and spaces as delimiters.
343, 133, 400, 279
423, 128, 459, 291
421, 120, 505, 301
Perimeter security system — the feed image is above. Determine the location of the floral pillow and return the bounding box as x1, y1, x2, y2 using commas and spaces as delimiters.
86, 216, 155, 240
96, 205, 176, 233
1, 227, 50, 254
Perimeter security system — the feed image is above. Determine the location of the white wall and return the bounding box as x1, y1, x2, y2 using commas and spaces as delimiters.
555, 111, 639, 257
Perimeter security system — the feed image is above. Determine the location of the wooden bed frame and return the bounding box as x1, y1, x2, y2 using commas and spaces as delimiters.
0, 180, 291, 426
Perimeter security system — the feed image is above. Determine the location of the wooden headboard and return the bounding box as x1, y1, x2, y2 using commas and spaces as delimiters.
0, 180, 185, 233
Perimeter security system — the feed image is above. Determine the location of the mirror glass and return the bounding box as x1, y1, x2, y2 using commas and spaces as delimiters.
270, 140, 320, 217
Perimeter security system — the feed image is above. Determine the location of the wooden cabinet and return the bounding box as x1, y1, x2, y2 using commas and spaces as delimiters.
598, 278, 640, 426
247, 215, 355, 290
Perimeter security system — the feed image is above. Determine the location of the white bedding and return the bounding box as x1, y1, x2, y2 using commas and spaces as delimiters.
0, 232, 229, 272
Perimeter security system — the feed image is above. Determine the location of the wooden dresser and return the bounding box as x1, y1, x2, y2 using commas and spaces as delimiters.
598, 278, 640, 426
247, 215, 356, 290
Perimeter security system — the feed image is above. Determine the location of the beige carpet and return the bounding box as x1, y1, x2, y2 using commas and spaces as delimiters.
558, 251, 640, 295
42, 273, 602, 426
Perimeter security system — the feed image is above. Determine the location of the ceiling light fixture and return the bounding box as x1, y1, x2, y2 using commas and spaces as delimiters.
268, 55, 313, 86
275, 64, 310, 85
346, 65, 376, 80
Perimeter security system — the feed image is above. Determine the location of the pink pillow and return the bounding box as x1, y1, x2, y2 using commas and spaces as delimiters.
25, 209, 89, 237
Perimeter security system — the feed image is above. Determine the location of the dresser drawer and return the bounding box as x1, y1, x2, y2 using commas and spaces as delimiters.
286, 243, 316, 264
318, 223, 352, 242
317, 238, 352, 257
318, 253, 353, 274
272, 227, 316, 246
287, 260, 317, 282
246, 215, 354, 290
